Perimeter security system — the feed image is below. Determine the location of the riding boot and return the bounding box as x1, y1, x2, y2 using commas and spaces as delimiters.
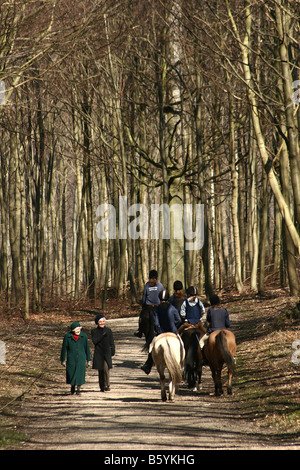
141, 353, 153, 375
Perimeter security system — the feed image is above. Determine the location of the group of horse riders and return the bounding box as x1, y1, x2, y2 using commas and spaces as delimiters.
134, 269, 231, 375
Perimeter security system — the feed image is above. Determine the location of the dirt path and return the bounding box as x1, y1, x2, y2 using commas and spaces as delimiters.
12, 313, 299, 452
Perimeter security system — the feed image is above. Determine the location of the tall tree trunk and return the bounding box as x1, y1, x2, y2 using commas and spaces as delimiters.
19, 147, 29, 319
0, 148, 9, 298
82, 89, 95, 299
258, 172, 269, 294
228, 92, 244, 293
9, 132, 22, 306
249, 118, 259, 292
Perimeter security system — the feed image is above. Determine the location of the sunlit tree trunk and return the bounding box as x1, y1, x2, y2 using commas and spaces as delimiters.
249, 119, 259, 292
228, 92, 244, 293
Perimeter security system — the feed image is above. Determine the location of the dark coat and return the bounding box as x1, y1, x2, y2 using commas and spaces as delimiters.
91, 326, 115, 370
154, 303, 182, 334
60, 331, 91, 386
206, 307, 230, 333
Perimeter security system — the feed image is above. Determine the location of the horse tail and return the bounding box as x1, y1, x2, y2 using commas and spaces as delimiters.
185, 331, 199, 372
215, 331, 235, 372
164, 339, 182, 385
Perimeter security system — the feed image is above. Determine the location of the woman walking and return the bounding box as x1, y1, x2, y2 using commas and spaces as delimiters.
60, 321, 91, 395
91, 314, 115, 392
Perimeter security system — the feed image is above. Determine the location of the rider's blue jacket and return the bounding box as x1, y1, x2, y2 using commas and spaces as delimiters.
142, 281, 164, 306
154, 303, 182, 334
206, 307, 230, 333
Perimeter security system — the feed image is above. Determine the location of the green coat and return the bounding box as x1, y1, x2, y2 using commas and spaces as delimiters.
60, 331, 91, 386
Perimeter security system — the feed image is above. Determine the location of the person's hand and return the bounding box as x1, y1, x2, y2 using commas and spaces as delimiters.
61, 361, 66, 367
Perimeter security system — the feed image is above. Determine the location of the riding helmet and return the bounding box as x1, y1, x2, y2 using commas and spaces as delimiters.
159, 289, 169, 302
186, 286, 198, 297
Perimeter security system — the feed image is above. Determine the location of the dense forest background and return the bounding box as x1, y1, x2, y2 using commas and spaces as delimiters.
0, 0, 299, 318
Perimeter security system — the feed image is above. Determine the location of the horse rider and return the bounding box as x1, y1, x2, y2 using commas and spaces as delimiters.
178, 286, 205, 334
199, 294, 231, 351
154, 290, 182, 335
169, 280, 186, 314
141, 289, 182, 375
134, 269, 164, 338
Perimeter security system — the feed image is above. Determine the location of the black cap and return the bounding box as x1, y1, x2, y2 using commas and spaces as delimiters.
173, 280, 183, 291
95, 314, 105, 324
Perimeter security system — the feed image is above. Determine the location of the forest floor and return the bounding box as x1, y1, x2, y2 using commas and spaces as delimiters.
0, 288, 300, 452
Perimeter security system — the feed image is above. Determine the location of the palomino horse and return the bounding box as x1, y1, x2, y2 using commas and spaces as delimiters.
181, 325, 206, 390
150, 332, 185, 402
204, 329, 236, 396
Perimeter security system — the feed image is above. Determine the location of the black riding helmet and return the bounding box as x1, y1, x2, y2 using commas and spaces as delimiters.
159, 289, 169, 302
186, 286, 198, 297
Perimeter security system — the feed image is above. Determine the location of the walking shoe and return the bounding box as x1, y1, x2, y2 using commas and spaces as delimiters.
134, 331, 142, 338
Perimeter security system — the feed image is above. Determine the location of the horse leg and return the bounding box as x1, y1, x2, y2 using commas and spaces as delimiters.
158, 365, 167, 401
227, 346, 236, 395
227, 364, 234, 395
212, 367, 223, 397
160, 373, 167, 401
196, 362, 203, 390
186, 363, 196, 389
169, 379, 175, 402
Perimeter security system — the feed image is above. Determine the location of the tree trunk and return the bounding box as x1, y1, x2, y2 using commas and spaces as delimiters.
9, 132, 22, 306
249, 118, 259, 292
228, 92, 244, 293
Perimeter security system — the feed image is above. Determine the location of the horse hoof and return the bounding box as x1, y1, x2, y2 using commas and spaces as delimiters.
193, 387, 197, 392
227, 387, 232, 395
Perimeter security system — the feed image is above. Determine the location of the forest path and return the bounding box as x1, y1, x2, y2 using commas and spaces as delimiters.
15, 315, 299, 451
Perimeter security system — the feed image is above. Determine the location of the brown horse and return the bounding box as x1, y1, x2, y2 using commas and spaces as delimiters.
150, 333, 185, 402
204, 329, 236, 396
181, 325, 206, 390
139, 307, 156, 351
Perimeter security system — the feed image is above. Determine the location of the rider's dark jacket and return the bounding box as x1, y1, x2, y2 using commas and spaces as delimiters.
206, 307, 230, 333
154, 302, 182, 334
181, 298, 205, 325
